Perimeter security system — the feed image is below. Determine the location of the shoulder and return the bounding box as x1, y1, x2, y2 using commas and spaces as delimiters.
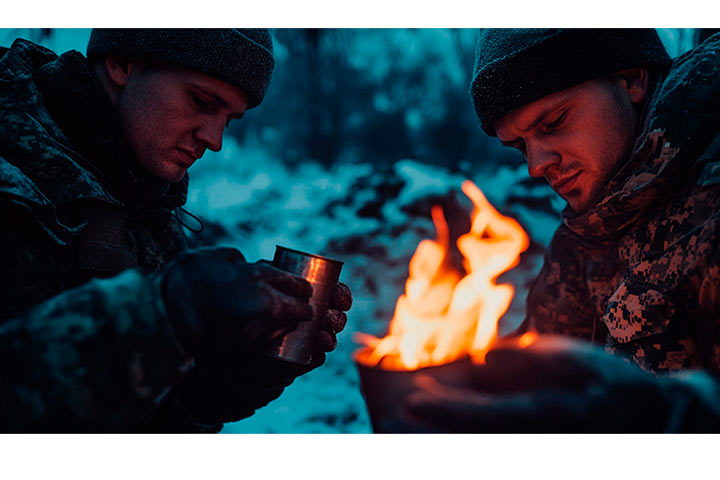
0, 41, 120, 244
662, 32, 720, 93
651, 34, 720, 143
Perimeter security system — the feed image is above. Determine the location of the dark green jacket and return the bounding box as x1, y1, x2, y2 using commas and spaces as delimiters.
523, 34, 720, 375
0, 39, 197, 432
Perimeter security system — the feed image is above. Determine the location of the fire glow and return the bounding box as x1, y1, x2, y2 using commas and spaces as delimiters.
356, 180, 530, 371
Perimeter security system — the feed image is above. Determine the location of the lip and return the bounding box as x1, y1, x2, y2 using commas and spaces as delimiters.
176, 148, 199, 167
551, 171, 581, 193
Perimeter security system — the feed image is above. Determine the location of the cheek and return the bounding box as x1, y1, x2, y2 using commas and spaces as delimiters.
560, 119, 623, 174
551, 130, 595, 168
119, 88, 192, 154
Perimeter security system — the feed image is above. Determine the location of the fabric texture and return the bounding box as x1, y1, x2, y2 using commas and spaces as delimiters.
470, 28, 672, 136
86, 28, 275, 108
520, 34, 720, 376
0, 38, 209, 432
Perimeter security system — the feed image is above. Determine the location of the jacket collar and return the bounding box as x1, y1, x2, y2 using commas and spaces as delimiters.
563, 39, 720, 241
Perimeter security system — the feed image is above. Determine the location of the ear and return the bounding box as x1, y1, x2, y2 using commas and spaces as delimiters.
104, 56, 133, 88
614, 67, 649, 105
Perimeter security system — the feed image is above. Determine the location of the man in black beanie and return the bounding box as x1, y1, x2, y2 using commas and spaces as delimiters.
399, 29, 720, 432
0, 29, 351, 432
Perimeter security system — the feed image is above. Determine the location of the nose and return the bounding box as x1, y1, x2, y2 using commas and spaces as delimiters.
194, 120, 224, 152
526, 141, 561, 178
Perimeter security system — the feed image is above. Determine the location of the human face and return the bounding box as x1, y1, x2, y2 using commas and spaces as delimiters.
113, 63, 249, 183
494, 78, 641, 215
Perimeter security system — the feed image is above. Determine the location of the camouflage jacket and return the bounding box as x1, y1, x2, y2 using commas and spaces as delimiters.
524, 34, 720, 375
0, 39, 203, 432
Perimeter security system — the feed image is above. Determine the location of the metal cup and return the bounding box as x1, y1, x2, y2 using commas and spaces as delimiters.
266, 245, 344, 365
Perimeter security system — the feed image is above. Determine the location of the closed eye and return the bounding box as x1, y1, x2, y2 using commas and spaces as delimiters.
190, 92, 214, 111
543, 110, 567, 132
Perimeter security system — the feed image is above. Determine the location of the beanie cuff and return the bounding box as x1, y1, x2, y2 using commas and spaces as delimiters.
87, 29, 274, 108
471, 29, 672, 136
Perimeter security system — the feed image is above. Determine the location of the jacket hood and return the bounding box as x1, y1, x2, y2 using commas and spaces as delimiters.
0, 39, 188, 243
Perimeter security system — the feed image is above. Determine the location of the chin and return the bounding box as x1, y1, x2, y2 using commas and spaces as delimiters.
137, 151, 190, 183
163, 169, 189, 183
150, 161, 188, 183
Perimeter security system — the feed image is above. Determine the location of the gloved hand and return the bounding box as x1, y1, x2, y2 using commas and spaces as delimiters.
397, 335, 720, 433
157, 247, 314, 357
152, 247, 353, 427
251, 257, 352, 368
173, 349, 315, 426
309, 281, 353, 366
170, 281, 352, 427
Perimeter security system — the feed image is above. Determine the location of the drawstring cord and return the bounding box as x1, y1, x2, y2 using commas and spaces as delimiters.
173, 207, 204, 233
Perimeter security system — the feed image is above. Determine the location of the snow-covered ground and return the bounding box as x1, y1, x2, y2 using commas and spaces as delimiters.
185, 137, 561, 433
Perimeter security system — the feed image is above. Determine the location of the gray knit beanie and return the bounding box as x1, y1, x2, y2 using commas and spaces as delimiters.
470, 29, 672, 136
86, 28, 275, 108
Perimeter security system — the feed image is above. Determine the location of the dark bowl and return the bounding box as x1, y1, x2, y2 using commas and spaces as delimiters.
353, 348, 476, 433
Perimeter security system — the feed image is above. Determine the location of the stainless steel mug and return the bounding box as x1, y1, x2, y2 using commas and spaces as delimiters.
266, 246, 344, 364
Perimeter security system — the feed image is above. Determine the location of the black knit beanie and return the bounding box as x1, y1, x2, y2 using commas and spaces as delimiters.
470, 28, 672, 136
86, 28, 274, 109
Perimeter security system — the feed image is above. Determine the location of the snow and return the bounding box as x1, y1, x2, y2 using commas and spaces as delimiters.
185, 137, 560, 433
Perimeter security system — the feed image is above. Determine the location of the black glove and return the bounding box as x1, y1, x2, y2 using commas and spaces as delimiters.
170, 281, 352, 427
307, 281, 352, 367
157, 247, 314, 357
151, 247, 353, 427
397, 335, 720, 433
142, 348, 312, 432
252, 258, 352, 369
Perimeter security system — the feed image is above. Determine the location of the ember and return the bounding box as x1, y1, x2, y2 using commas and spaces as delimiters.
356, 180, 530, 370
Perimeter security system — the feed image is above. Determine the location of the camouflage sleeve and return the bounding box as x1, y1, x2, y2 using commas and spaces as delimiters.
0, 269, 192, 432
521, 225, 596, 339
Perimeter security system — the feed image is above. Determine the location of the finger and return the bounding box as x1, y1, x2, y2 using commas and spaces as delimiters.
256, 263, 314, 298
269, 291, 314, 327
330, 282, 353, 311
322, 309, 347, 335
315, 329, 337, 353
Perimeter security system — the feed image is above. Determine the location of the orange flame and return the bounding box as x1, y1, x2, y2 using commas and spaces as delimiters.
356, 180, 530, 371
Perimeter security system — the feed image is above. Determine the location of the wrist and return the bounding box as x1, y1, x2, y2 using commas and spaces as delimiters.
153, 264, 202, 357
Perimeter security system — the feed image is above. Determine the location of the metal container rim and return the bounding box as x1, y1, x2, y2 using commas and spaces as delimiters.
274, 245, 344, 266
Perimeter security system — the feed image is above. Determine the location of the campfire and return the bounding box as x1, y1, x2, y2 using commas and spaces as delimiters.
356, 180, 530, 368
354, 180, 530, 431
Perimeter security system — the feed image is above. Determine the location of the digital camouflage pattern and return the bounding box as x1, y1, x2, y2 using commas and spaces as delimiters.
523, 34, 720, 375
0, 39, 202, 431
